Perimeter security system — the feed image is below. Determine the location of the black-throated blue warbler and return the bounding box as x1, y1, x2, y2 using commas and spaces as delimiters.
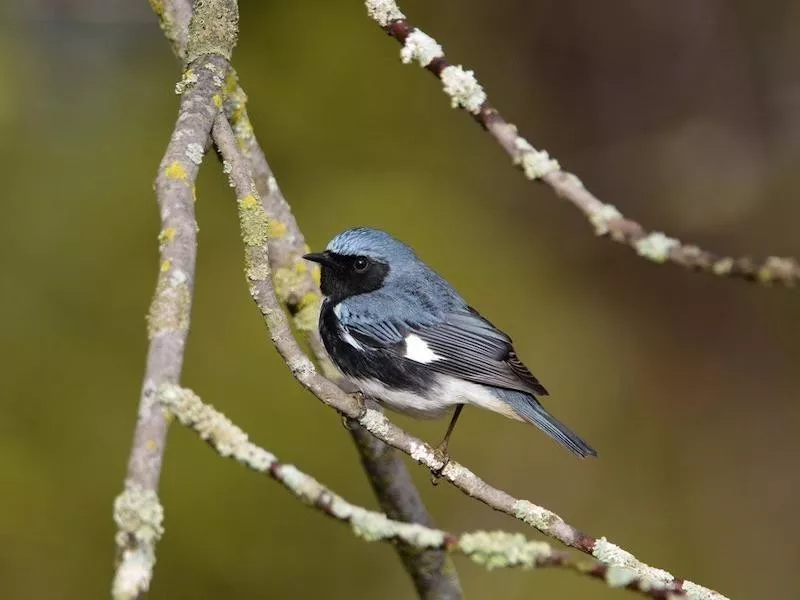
304, 227, 596, 458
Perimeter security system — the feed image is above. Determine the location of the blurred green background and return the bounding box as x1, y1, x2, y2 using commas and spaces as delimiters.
2, 1, 799, 598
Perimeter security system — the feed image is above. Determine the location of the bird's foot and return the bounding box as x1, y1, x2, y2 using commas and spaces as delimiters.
430, 442, 452, 486
341, 392, 366, 430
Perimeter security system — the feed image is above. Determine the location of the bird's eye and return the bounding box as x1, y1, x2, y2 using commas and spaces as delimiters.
353, 257, 369, 273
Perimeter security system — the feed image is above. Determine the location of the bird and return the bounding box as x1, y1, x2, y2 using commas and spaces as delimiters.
303, 227, 596, 459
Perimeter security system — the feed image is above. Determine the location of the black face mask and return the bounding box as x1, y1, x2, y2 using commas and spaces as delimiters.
304, 251, 390, 303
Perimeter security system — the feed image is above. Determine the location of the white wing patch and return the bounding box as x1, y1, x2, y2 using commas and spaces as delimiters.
403, 334, 441, 364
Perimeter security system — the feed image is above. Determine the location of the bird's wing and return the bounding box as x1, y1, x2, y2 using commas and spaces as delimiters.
345, 305, 548, 396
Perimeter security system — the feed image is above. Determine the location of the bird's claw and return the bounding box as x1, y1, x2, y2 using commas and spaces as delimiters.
430, 443, 452, 486
341, 392, 367, 430
341, 414, 359, 430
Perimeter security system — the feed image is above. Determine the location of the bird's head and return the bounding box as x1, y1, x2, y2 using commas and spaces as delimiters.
303, 227, 417, 302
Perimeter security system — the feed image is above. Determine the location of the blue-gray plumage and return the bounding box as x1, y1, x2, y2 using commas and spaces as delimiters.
304, 227, 596, 458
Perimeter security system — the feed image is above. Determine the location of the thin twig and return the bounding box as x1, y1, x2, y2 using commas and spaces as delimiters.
113, 2, 239, 598
159, 383, 687, 600
364, 0, 800, 288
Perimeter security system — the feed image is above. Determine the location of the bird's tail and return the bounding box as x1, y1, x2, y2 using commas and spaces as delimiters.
495, 388, 597, 458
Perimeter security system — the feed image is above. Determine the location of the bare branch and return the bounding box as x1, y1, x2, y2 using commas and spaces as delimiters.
364, 0, 800, 288
159, 383, 688, 600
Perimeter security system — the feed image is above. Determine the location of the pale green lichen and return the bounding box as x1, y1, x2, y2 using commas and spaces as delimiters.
634, 232, 679, 263
276, 464, 320, 499
174, 69, 198, 95
359, 408, 390, 437
114, 484, 164, 546
203, 62, 225, 88
408, 441, 445, 470
513, 499, 560, 530
112, 485, 163, 599
293, 292, 321, 332
185, 143, 204, 166
273, 261, 310, 302
759, 256, 798, 283
441, 460, 469, 483
148, 0, 165, 18
146, 274, 191, 339
593, 537, 675, 587
400, 29, 444, 67
350, 509, 396, 542
712, 257, 734, 276
440, 65, 486, 114
365, 0, 405, 26
238, 195, 269, 247
683, 581, 728, 600
112, 546, 155, 600
267, 220, 288, 239
352, 507, 446, 547
590, 203, 624, 236
186, 0, 239, 62
223, 73, 255, 149
310, 261, 321, 286
159, 384, 276, 469
513, 137, 560, 179
459, 531, 551, 570
605, 565, 639, 588
246, 260, 270, 282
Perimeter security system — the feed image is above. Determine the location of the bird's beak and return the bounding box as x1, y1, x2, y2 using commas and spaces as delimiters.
303, 251, 338, 269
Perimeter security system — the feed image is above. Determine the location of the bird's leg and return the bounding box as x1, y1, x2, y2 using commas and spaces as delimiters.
341, 391, 366, 430
431, 405, 463, 483
436, 404, 463, 457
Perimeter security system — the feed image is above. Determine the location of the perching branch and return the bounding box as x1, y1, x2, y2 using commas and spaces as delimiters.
149, 0, 461, 596
112, 14, 237, 600
219, 73, 462, 598
158, 383, 687, 600
364, 0, 800, 288
220, 68, 727, 599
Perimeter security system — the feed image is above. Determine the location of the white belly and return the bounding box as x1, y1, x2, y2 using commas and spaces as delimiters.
351, 375, 522, 421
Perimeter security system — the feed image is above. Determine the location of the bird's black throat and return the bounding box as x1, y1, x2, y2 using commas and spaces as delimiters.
311, 251, 390, 303
318, 300, 435, 395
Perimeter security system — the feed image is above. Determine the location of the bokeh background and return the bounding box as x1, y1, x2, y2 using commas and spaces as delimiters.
2, 1, 799, 598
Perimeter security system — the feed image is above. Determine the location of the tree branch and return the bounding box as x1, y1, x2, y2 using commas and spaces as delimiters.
159, 383, 687, 600
113, 3, 239, 598
364, 0, 800, 288
112, 53, 228, 600
219, 73, 462, 598
148, 0, 461, 595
